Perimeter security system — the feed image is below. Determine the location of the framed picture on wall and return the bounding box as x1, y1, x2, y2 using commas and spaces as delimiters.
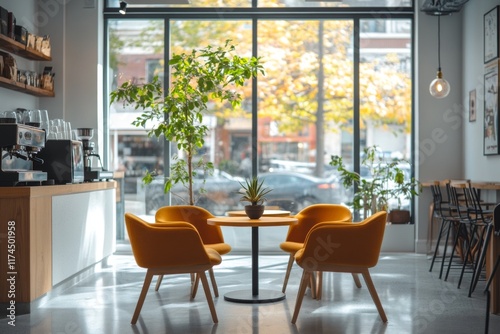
484, 61, 499, 155
485, 6, 499, 63
469, 89, 477, 122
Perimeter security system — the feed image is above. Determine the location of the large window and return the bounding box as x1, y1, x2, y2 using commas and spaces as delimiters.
105, 4, 413, 245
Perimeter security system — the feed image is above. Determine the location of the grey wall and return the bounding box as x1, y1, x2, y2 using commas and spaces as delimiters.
461, 0, 500, 179
414, 4, 464, 253
0, 1, 38, 110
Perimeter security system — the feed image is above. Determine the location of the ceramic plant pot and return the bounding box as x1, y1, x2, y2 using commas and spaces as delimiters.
388, 209, 411, 224
245, 204, 265, 219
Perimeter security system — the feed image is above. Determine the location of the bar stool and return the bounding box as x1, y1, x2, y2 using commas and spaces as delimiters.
452, 184, 494, 292
483, 204, 500, 334
429, 181, 462, 279
443, 183, 473, 281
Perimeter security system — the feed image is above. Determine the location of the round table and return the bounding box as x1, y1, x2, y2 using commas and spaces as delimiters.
207, 216, 298, 304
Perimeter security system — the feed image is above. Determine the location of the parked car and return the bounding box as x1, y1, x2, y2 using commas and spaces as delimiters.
259, 171, 343, 213
145, 170, 342, 215
145, 169, 244, 215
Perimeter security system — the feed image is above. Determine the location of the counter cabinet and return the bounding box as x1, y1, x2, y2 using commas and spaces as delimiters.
0, 182, 116, 315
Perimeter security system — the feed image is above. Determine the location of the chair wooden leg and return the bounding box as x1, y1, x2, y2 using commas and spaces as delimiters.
131, 270, 154, 325
208, 268, 219, 297
361, 269, 387, 323
309, 271, 317, 299
291, 270, 311, 324
191, 273, 200, 300
198, 271, 218, 323
316, 271, 323, 300
352, 273, 362, 288
282, 254, 295, 293
154, 274, 164, 291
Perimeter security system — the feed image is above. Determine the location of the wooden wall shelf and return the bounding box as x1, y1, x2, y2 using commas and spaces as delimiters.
0, 34, 53, 97
0, 76, 54, 97
0, 34, 51, 61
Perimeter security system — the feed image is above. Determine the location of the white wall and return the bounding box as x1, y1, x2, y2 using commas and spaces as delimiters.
462, 0, 500, 179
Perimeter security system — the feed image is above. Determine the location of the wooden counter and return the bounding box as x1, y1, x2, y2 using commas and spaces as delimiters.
0, 181, 116, 315
0, 181, 116, 198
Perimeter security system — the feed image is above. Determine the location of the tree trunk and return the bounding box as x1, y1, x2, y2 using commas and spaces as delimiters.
187, 153, 194, 205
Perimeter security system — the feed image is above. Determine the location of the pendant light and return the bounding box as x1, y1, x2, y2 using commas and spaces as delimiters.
429, 15, 450, 98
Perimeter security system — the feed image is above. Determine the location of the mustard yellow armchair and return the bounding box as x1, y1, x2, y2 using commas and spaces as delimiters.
125, 213, 221, 324
291, 211, 388, 324
280, 204, 353, 297
155, 205, 231, 297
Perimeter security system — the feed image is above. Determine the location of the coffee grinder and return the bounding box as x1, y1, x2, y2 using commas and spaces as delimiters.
75, 128, 113, 181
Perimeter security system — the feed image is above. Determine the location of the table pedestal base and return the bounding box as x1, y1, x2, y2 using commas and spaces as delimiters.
224, 289, 286, 304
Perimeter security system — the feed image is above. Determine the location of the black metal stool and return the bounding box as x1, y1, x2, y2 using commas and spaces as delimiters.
483, 204, 500, 334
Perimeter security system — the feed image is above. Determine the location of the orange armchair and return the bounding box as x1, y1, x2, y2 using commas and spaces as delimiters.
155, 205, 231, 297
124, 213, 220, 324
280, 204, 353, 296
291, 211, 388, 324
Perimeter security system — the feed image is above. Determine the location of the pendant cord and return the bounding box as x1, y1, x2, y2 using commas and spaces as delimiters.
438, 15, 441, 70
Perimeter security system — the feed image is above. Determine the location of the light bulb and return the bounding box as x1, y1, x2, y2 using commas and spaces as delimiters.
429, 69, 450, 98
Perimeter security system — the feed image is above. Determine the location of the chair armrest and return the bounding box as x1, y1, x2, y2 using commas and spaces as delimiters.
154, 221, 195, 228
313, 221, 354, 229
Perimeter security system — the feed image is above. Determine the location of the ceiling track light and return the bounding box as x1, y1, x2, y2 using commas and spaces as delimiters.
119, 1, 127, 15
429, 15, 450, 98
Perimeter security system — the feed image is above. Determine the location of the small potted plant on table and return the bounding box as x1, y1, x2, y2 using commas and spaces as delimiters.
239, 177, 272, 219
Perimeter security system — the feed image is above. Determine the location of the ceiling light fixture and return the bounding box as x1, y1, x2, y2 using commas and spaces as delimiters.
119, 1, 127, 15
421, 1, 470, 99
421, 0, 469, 16
429, 15, 450, 98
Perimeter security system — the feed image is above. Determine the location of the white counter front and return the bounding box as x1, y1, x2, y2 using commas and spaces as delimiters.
0, 181, 116, 314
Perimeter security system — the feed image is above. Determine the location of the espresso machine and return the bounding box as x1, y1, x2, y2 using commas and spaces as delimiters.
75, 128, 113, 181
0, 123, 47, 186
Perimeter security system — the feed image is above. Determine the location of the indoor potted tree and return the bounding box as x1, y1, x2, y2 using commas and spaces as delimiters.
330, 145, 421, 223
239, 177, 272, 219
110, 40, 264, 206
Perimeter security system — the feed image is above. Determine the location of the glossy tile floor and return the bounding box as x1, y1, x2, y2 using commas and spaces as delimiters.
1, 252, 499, 334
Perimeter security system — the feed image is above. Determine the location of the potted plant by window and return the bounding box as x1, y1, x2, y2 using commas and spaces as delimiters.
110, 40, 264, 206
330, 146, 421, 223
239, 177, 272, 219
387, 166, 422, 223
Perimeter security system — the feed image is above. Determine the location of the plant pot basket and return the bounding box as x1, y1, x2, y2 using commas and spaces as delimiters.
388, 209, 411, 224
